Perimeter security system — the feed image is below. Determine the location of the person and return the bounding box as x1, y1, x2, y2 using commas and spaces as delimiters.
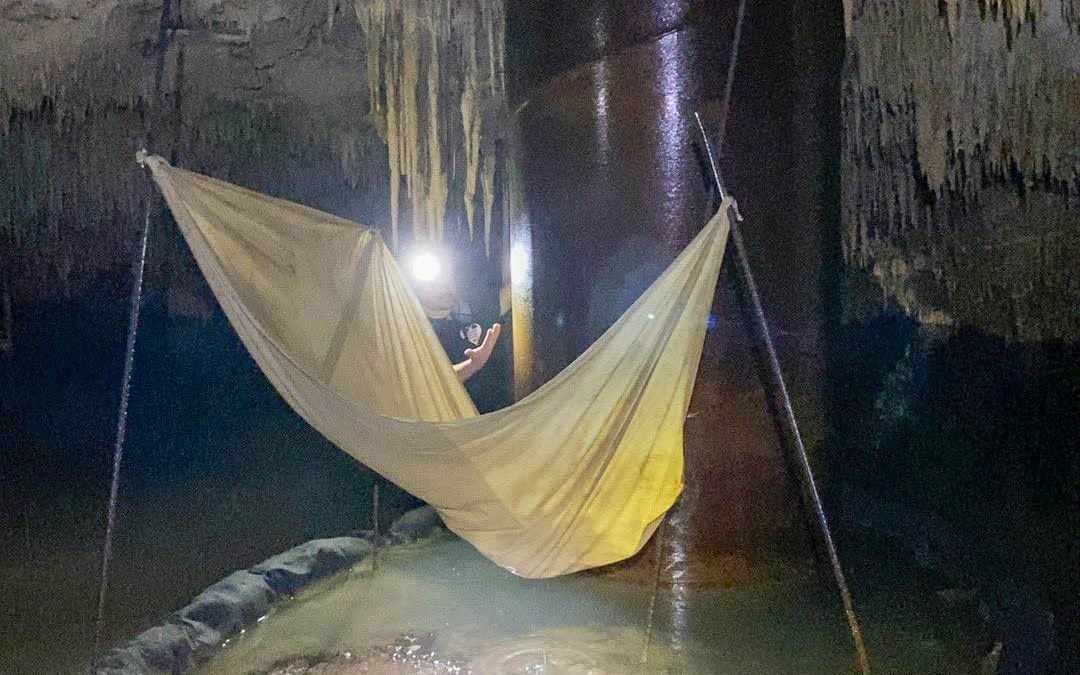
410, 251, 501, 383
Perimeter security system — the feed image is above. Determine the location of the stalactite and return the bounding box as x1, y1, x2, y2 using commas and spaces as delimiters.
355, 0, 386, 133
354, 0, 508, 252
423, 1, 441, 244
1, 0, 516, 305
461, 57, 480, 239
386, 43, 403, 248
481, 153, 496, 256
843, 0, 1079, 341
400, 0, 422, 240
1, 0, 381, 302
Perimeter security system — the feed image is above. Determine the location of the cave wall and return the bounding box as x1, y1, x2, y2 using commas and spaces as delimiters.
0, 0, 511, 319
837, 4, 1079, 663
841, 0, 1079, 342
1, 4, 512, 666
837, 0, 1080, 491
1, 0, 393, 306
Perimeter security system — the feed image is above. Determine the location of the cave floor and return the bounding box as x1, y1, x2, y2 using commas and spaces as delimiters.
196, 531, 987, 675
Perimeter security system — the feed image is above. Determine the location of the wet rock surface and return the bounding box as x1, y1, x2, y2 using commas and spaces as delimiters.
830, 316, 1078, 672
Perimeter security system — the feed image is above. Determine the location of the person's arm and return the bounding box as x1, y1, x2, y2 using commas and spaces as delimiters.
453, 323, 501, 382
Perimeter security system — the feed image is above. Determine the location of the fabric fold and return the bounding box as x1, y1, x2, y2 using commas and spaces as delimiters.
144, 155, 732, 578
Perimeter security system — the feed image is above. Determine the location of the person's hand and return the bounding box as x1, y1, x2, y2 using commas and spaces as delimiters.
464, 323, 501, 370
454, 323, 501, 381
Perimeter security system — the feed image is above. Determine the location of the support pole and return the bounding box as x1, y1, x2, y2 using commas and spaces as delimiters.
91, 196, 152, 664
695, 111, 872, 675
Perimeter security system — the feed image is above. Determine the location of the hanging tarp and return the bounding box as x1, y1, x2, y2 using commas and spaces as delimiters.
141, 154, 733, 578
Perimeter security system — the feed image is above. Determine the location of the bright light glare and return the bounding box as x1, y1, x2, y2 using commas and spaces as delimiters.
411, 252, 442, 282
510, 244, 529, 281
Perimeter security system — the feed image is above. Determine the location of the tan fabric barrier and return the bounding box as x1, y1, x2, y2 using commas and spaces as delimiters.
143, 155, 733, 578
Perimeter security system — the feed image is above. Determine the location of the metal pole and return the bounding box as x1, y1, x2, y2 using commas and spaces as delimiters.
695, 111, 871, 675
91, 196, 152, 664
92, 4, 178, 664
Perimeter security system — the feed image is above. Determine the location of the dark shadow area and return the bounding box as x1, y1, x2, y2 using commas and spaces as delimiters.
825, 307, 1080, 672
0, 277, 422, 673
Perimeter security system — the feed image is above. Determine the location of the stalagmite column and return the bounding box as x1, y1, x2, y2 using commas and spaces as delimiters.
508, 0, 843, 595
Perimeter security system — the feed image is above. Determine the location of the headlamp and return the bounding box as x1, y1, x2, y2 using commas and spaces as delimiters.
410, 251, 443, 283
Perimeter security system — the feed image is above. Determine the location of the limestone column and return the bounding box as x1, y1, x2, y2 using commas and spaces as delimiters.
506, 0, 842, 584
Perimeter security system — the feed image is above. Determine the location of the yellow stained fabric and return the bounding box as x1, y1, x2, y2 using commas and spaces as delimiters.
143, 155, 732, 578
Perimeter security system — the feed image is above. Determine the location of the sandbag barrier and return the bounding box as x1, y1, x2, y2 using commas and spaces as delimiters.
94, 506, 444, 674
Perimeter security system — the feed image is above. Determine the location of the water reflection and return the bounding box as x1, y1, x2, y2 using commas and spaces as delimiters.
665, 539, 691, 656
264, 626, 667, 674
594, 58, 612, 171
655, 29, 691, 246
648, 0, 690, 28
197, 532, 988, 675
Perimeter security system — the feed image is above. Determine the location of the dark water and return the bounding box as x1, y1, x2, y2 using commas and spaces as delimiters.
1, 289, 1076, 674
826, 312, 1080, 673
0, 292, 417, 674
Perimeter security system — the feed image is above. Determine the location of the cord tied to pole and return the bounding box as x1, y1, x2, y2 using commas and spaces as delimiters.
90, 159, 154, 669
695, 114, 873, 675
693, 0, 872, 672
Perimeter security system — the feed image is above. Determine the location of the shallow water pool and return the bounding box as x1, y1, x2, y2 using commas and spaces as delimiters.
197, 531, 986, 674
